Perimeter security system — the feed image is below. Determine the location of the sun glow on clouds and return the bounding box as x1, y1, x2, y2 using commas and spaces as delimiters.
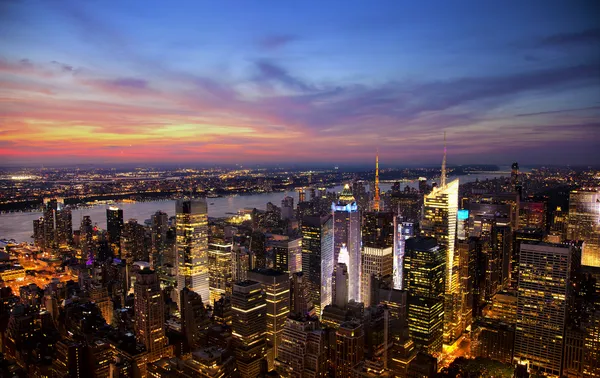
0, 1, 599, 166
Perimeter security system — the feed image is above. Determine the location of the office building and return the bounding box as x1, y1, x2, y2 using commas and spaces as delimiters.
208, 242, 233, 304
272, 237, 302, 274
121, 219, 146, 263
150, 210, 168, 269
176, 198, 210, 305
336, 321, 365, 377
275, 315, 328, 377
332, 262, 349, 308
511, 227, 544, 290
281, 196, 294, 221
421, 178, 460, 344
332, 184, 361, 302
231, 280, 267, 378
361, 245, 393, 307
568, 189, 600, 268
290, 272, 311, 316
514, 242, 572, 377
248, 269, 290, 362
134, 268, 171, 362
107, 206, 124, 256
180, 287, 210, 350
42, 198, 73, 249
301, 214, 334, 316
471, 318, 514, 364
404, 237, 445, 356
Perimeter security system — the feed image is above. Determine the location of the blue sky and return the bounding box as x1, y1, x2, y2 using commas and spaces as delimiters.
1, 0, 599, 166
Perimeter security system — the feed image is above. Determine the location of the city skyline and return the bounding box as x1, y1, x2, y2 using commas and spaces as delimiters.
1, 1, 599, 166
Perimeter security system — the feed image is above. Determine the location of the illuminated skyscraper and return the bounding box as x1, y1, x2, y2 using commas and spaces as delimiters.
332, 184, 361, 301
176, 198, 210, 305
134, 268, 171, 362
335, 321, 365, 377
568, 189, 600, 268
249, 269, 290, 362
150, 210, 168, 269
362, 211, 394, 306
107, 206, 124, 256
301, 214, 334, 316
121, 219, 146, 263
208, 242, 233, 304
511, 162, 520, 194
42, 198, 72, 249
232, 280, 267, 378
272, 237, 302, 274
421, 178, 460, 344
514, 242, 573, 377
404, 237, 445, 356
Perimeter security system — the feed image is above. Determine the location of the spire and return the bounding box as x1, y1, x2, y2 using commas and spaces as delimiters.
441, 131, 447, 188
374, 148, 380, 211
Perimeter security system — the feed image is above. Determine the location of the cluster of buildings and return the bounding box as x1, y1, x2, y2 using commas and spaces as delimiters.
0, 146, 599, 378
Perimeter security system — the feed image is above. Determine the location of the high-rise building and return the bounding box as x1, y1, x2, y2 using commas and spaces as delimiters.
514, 242, 573, 377
89, 286, 113, 325
332, 263, 349, 308
42, 198, 73, 249
404, 237, 445, 356
281, 196, 294, 221
332, 184, 361, 301
568, 189, 600, 268
133, 268, 171, 362
290, 272, 311, 316
272, 237, 302, 274
107, 206, 124, 256
180, 287, 210, 350
511, 227, 544, 290
208, 242, 233, 304
362, 211, 395, 307
275, 315, 328, 377
421, 178, 460, 345
150, 210, 168, 269
393, 218, 414, 290
511, 162, 520, 195
519, 200, 547, 230
121, 219, 146, 263
176, 198, 210, 305
335, 321, 365, 377
231, 280, 267, 378
248, 269, 290, 363
301, 214, 334, 316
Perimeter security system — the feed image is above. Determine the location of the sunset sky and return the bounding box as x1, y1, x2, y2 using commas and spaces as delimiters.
1, 1, 599, 167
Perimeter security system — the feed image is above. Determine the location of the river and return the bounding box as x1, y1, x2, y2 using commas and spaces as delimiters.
0, 172, 508, 243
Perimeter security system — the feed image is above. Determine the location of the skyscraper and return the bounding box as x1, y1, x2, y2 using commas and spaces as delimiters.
176, 198, 210, 305
301, 214, 334, 316
232, 280, 267, 378
121, 219, 146, 263
42, 198, 72, 249
180, 287, 210, 350
275, 315, 328, 377
281, 196, 294, 221
421, 178, 460, 345
362, 211, 395, 306
514, 242, 573, 377
332, 184, 361, 302
404, 237, 445, 355
133, 268, 171, 362
107, 206, 124, 256
150, 210, 168, 269
207, 242, 233, 304
335, 321, 365, 377
568, 189, 600, 268
272, 237, 302, 274
332, 263, 349, 308
249, 269, 290, 362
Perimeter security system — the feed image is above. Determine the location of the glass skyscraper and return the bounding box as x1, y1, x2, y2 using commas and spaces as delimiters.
176, 198, 210, 305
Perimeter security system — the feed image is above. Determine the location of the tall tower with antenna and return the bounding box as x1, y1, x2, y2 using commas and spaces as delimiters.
440, 131, 447, 188
373, 149, 381, 212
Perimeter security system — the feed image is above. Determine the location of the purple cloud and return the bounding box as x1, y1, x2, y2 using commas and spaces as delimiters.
258, 34, 298, 50
539, 28, 600, 47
